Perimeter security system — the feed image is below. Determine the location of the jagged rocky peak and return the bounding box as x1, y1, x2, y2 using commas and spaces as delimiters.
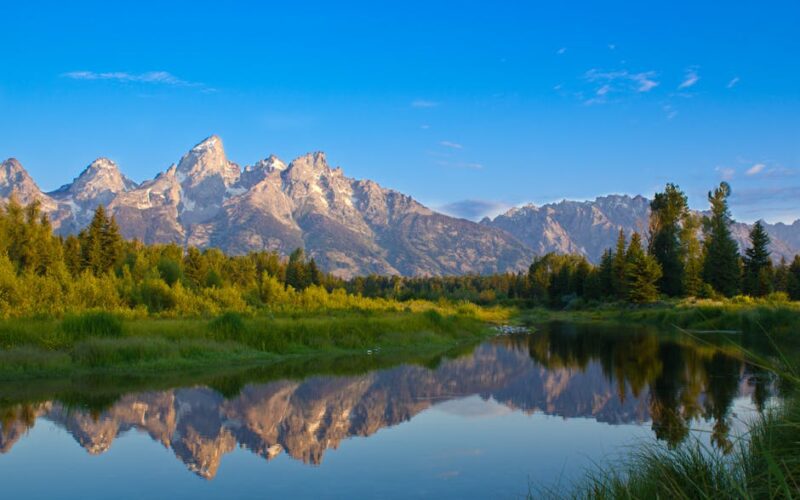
0, 157, 51, 206
287, 151, 329, 174
249, 154, 286, 173
51, 157, 136, 205
177, 135, 240, 186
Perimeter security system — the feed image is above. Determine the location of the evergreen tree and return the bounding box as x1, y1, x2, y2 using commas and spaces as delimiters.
774, 256, 789, 293
101, 214, 124, 272
308, 258, 322, 286
623, 232, 663, 303
79, 205, 108, 274
702, 182, 741, 297
597, 249, 614, 297
742, 221, 772, 297
649, 183, 689, 296
63, 235, 82, 276
285, 248, 310, 290
611, 230, 628, 299
787, 255, 800, 301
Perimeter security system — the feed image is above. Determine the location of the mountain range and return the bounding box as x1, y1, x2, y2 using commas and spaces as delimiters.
2, 135, 798, 277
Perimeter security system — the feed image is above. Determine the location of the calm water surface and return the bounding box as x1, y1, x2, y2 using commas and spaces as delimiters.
0, 322, 776, 499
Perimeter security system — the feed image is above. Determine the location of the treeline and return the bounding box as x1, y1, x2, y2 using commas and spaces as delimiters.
347, 182, 800, 306
0, 198, 412, 318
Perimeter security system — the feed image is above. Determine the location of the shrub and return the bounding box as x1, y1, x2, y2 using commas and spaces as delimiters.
138, 278, 177, 313
61, 311, 123, 339
208, 311, 247, 341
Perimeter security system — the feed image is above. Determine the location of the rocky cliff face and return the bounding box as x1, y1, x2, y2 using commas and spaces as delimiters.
0, 136, 532, 277
484, 195, 800, 263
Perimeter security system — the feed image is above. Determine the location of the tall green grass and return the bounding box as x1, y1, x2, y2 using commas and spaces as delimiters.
0, 309, 492, 379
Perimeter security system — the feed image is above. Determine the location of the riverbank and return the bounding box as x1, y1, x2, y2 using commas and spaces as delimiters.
0, 308, 504, 381
518, 296, 800, 338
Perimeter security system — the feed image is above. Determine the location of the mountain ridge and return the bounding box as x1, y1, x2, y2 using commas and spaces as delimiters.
2, 136, 798, 276
1, 136, 533, 277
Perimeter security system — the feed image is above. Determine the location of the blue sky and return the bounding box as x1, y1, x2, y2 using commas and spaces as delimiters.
2, 1, 799, 222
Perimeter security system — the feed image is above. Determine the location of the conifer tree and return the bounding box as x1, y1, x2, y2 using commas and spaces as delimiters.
787, 255, 800, 301
611, 230, 628, 299
102, 214, 124, 272
285, 248, 310, 290
742, 221, 772, 297
773, 256, 789, 293
597, 249, 614, 297
625, 232, 663, 304
79, 205, 108, 274
702, 182, 741, 297
308, 258, 322, 286
649, 183, 689, 296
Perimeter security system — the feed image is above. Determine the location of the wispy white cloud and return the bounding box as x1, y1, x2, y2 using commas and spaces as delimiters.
716, 166, 736, 180
62, 70, 209, 90
608, 43, 617, 50
420, 124, 430, 130
678, 67, 700, 89
746, 163, 766, 176
663, 104, 678, 120
584, 69, 659, 95
557, 47, 567, 55
439, 141, 463, 149
411, 99, 439, 108
727, 76, 740, 89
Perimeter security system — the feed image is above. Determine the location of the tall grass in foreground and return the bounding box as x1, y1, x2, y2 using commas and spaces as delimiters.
553, 324, 800, 500
0, 307, 496, 379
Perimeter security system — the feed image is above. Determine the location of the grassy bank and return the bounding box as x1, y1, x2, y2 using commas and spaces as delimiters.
562, 392, 799, 499
519, 296, 800, 338
0, 308, 503, 380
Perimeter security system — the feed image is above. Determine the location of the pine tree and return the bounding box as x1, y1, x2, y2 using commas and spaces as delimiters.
308, 258, 322, 287
774, 256, 789, 293
787, 255, 800, 301
63, 235, 82, 276
626, 252, 663, 304
742, 221, 772, 297
649, 184, 689, 296
285, 248, 310, 290
702, 182, 741, 297
101, 214, 124, 273
597, 249, 614, 297
79, 205, 108, 274
611, 230, 628, 299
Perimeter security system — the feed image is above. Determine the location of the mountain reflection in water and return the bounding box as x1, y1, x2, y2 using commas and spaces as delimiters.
0, 322, 773, 479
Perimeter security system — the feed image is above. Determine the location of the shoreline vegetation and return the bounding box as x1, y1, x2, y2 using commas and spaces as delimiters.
0, 309, 501, 381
